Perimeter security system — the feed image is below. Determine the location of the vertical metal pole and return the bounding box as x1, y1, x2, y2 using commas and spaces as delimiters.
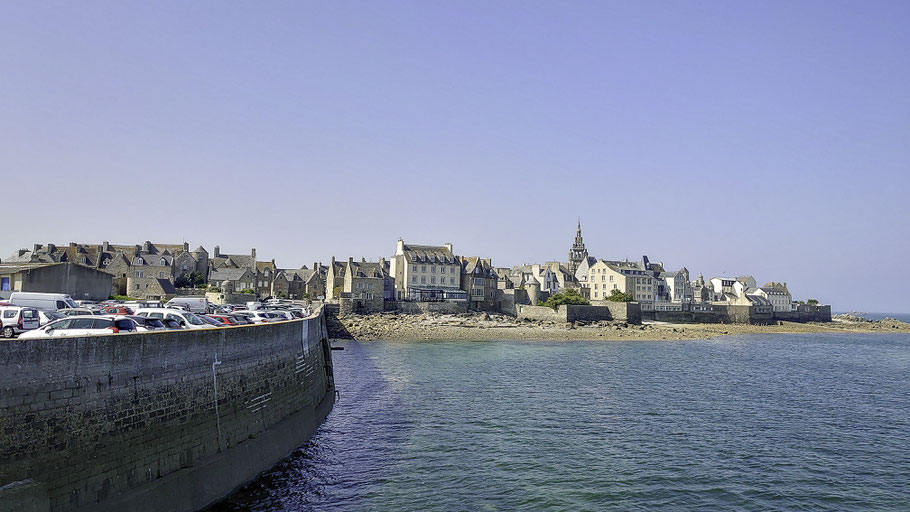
212, 354, 223, 451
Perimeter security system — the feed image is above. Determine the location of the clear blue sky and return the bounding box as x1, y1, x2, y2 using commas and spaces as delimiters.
1, 1, 908, 313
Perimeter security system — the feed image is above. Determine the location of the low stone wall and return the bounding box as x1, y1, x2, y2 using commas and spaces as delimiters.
583, 302, 642, 324
384, 301, 468, 315
516, 303, 643, 324
516, 304, 565, 322
0, 309, 334, 512
774, 305, 832, 323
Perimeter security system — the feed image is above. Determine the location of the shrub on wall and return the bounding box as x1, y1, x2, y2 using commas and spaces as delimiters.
605, 290, 635, 302
540, 289, 590, 309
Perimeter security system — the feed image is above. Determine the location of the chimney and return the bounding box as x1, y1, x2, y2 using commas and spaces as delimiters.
33, 244, 42, 252
103, 241, 110, 252
251, 248, 256, 260
396, 239, 404, 254
46, 244, 55, 253
362, 257, 366, 263
183, 242, 189, 252
69, 242, 77, 248
330, 256, 335, 267
214, 245, 220, 257
271, 258, 275, 267
348, 257, 354, 265
143, 240, 151, 252
313, 262, 318, 272
444, 242, 453, 253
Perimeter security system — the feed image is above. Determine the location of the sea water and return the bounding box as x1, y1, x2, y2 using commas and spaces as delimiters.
210, 333, 910, 511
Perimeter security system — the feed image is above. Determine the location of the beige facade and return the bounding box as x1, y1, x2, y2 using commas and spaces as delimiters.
586, 260, 657, 305
390, 240, 464, 301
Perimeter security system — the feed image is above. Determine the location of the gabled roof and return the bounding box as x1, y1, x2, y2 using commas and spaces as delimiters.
209, 268, 253, 282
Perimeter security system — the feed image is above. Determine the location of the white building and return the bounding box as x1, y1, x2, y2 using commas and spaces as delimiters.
389, 239, 466, 301
753, 282, 792, 312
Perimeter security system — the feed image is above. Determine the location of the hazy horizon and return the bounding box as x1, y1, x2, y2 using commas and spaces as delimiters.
2, 1, 908, 313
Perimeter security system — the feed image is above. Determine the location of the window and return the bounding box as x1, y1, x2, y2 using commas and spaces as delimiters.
56, 300, 66, 309
609, 276, 613, 282
411, 276, 416, 283
614, 284, 618, 290
70, 318, 94, 329
2, 310, 15, 319
102, 258, 111, 267
159, 272, 165, 278
449, 278, 455, 285
421, 276, 426, 284
431, 266, 436, 273
594, 292, 599, 298
431, 277, 436, 284
412, 265, 417, 272
421, 265, 426, 272
0, 277, 8, 291
135, 271, 144, 278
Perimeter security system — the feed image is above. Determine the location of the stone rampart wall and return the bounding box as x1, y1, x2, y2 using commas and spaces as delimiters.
384, 301, 468, 315
0, 309, 334, 512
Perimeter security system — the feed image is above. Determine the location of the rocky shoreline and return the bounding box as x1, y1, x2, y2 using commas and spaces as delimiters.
327, 311, 910, 342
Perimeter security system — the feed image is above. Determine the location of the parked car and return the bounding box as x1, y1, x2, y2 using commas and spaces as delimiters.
100, 305, 134, 315
232, 310, 277, 323
133, 308, 210, 329
9, 292, 79, 310
205, 314, 240, 326
18, 315, 138, 339
266, 310, 295, 321
0, 306, 41, 338
160, 318, 184, 330
37, 309, 66, 326
126, 315, 167, 332
198, 315, 226, 327
60, 308, 104, 317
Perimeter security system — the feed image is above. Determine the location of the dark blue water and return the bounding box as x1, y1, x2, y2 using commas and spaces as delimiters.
210, 334, 910, 511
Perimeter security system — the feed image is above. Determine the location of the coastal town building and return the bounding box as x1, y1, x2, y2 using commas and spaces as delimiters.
587, 259, 657, 308
709, 276, 757, 300
753, 282, 792, 312
567, 221, 589, 276
389, 240, 466, 301
458, 257, 499, 311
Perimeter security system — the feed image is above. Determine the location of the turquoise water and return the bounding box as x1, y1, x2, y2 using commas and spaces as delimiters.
210, 334, 910, 511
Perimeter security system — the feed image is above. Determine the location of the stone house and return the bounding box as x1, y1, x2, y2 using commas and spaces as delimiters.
209, 268, 258, 295
389, 240, 465, 302
126, 276, 177, 300
458, 257, 498, 311
333, 258, 387, 314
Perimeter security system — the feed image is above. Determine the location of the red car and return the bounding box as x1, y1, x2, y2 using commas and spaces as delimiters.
101, 306, 134, 315
206, 314, 240, 326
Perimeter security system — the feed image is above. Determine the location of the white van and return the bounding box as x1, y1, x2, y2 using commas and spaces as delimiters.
9, 292, 78, 311
165, 297, 209, 313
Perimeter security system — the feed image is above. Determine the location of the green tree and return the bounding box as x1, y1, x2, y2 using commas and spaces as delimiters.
239, 288, 255, 294
604, 289, 635, 302
539, 288, 590, 309
190, 271, 206, 286
807, 298, 819, 306
174, 273, 192, 288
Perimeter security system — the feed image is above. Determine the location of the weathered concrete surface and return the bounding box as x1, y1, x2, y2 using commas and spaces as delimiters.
0, 308, 334, 512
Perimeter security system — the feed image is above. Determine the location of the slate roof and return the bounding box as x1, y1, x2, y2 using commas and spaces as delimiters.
401, 244, 455, 264
209, 268, 252, 282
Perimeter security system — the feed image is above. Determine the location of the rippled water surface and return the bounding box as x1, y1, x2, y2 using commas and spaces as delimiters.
209, 334, 910, 511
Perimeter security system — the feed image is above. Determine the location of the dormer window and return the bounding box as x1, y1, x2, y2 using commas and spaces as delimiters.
160, 258, 167, 265
133, 257, 144, 265
101, 258, 111, 267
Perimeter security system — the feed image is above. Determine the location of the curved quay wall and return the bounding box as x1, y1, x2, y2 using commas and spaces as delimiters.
0, 308, 335, 512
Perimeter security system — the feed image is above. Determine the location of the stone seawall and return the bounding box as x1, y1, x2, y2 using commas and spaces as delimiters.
384, 301, 469, 315
0, 309, 334, 512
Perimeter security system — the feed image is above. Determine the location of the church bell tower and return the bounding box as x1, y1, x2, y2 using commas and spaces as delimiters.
568, 220, 588, 275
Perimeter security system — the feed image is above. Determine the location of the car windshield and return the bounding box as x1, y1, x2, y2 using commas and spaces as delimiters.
22, 309, 38, 319
183, 313, 204, 325
47, 311, 65, 320
63, 299, 78, 308
146, 319, 165, 328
